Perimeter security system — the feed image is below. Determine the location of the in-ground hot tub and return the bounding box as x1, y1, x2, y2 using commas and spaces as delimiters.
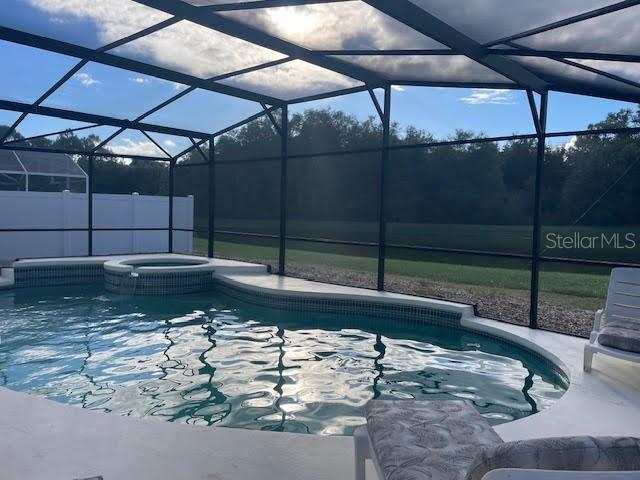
104, 255, 217, 295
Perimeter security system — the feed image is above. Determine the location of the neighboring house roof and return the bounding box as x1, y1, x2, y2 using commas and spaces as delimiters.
0, 150, 86, 177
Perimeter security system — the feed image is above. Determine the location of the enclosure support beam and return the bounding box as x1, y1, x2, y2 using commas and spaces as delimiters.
208, 139, 215, 259
377, 85, 391, 291
169, 158, 175, 253
529, 92, 548, 329
0, 26, 282, 105
0, 99, 210, 140
87, 155, 94, 257
278, 105, 289, 275
363, 0, 548, 92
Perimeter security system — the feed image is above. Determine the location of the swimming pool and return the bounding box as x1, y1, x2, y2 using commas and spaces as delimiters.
0, 286, 567, 435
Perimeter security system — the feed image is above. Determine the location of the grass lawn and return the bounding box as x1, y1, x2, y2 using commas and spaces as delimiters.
193, 235, 611, 312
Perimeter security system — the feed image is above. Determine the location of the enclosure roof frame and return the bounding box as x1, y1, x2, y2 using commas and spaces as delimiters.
0, 0, 638, 160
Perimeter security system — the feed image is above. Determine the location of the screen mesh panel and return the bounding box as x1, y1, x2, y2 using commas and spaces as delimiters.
13, 115, 93, 139
332, 55, 514, 83
111, 20, 286, 79
215, 160, 280, 235
28, 175, 86, 193
215, 231, 279, 273
0, 173, 26, 191
518, 6, 640, 56
147, 133, 192, 158
145, 89, 263, 134
387, 142, 535, 255
9, 126, 120, 153
0, 151, 24, 172
0, 41, 78, 104
537, 261, 610, 337
408, 0, 619, 44
389, 87, 536, 143
42, 63, 182, 120
92, 158, 169, 197
568, 60, 640, 85
216, 115, 281, 162
386, 247, 532, 325
0, 0, 171, 49
510, 57, 640, 102
175, 163, 210, 233
218, 59, 362, 101
15, 151, 86, 176
287, 152, 381, 243
220, 1, 446, 50
0, 232, 88, 261
286, 239, 378, 290
541, 134, 640, 265
288, 92, 382, 156
105, 130, 170, 159
546, 92, 638, 133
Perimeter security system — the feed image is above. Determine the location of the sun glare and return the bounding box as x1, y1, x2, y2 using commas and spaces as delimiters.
268, 7, 314, 39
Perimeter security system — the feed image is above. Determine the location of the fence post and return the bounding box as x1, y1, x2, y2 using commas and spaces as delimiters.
131, 192, 139, 253
208, 137, 215, 258
377, 86, 391, 291
278, 104, 289, 275
87, 155, 93, 256
62, 189, 71, 256
169, 158, 175, 253
529, 92, 548, 329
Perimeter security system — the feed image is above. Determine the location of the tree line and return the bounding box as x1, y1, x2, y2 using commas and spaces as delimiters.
2, 105, 639, 227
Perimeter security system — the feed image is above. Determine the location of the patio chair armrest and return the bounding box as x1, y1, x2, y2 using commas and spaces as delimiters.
590, 310, 604, 340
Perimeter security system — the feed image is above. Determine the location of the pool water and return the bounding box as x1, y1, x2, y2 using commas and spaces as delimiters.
0, 286, 567, 435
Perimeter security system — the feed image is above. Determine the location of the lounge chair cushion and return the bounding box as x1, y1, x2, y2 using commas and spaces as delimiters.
599, 321, 640, 353
365, 400, 503, 480
465, 436, 640, 480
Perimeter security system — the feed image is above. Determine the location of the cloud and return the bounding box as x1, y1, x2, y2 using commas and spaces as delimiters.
391, 85, 405, 92
129, 77, 150, 84
163, 139, 176, 147
172, 82, 188, 91
460, 89, 515, 105
564, 136, 578, 150
222, 3, 444, 51
108, 138, 166, 158
27, 0, 171, 44
337, 55, 510, 83
24, 0, 434, 99
219, 59, 360, 100
74, 72, 100, 87
409, 0, 619, 44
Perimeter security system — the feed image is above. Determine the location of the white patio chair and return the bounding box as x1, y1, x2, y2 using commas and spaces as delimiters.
584, 267, 640, 372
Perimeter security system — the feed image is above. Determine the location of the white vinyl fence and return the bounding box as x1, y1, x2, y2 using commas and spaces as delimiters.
0, 190, 193, 261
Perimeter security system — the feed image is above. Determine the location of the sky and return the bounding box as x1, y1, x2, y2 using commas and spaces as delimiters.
0, 0, 638, 157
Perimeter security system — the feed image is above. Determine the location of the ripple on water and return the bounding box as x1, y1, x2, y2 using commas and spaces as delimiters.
0, 286, 567, 435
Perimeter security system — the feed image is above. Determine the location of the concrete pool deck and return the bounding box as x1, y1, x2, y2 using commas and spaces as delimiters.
0, 255, 639, 479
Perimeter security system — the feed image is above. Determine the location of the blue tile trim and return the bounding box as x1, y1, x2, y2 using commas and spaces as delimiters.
214, 280, 462, 328
105, 270, 214, 295
14, 264, 104, 288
